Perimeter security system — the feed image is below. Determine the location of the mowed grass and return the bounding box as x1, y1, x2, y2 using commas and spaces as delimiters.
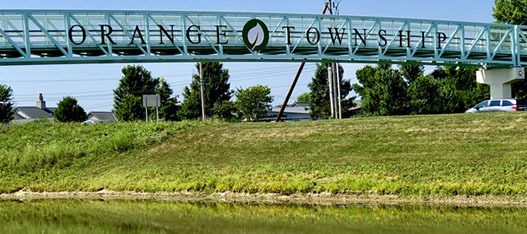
1, 113, 527, 198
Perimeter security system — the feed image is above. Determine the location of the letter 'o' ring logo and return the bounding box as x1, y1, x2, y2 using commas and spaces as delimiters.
243, 19, 269, 51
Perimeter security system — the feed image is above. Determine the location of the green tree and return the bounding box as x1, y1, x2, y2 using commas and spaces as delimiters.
295, 92, 311, 104
156, 78, 180, 121
213, 100, 239, 122
493, 0, 527, 25
432, 66, 489, 113
53, 96, 87, 122
401, 64, 440, 114
407, 75, 442, 114
354, 63, 408, 116
493, 0, 527, 98
235, 85, 273, 122
113, 65, 178, 121
180, 62, 233, 120
355, 64, 488, 116
0, 84, 14, 124
178, 91, 201, 120
400, 64, 424, 84
115, 94, 143, 122
308, 63, 356, 119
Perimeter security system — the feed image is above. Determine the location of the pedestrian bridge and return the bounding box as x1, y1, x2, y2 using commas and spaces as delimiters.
0, 9, 525, 68
0, 10, 525, 99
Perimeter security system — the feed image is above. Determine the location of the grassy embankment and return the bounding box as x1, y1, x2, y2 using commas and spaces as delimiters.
1, 113, 527, 198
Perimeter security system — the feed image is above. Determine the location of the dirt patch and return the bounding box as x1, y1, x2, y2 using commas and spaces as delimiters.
2, 191, 527, 208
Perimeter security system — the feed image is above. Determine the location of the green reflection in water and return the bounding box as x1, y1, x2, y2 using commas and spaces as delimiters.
0, 200, 526, 234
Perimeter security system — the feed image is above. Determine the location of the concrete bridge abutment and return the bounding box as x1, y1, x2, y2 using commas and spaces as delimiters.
476, 67, 525, 99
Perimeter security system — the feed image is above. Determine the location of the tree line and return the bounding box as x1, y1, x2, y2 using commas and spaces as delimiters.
0, 61, 490, 124
113, 62, 273, 122
344, 0, 527, 116
353, 63, 488, 116
0, 62, 275, 123
296, 63, 489, 119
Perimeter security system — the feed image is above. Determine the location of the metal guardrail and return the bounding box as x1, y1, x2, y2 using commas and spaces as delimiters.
0, 10, 525, 67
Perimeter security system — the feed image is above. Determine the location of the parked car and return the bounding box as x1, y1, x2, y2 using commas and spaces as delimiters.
465, 99, 527, 113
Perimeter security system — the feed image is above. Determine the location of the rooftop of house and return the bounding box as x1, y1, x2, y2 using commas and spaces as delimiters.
270, 106, 309, 114
13, 93, 55, 120
15, 106, 54, 119
271, 102, 310, 114
275, 102, 309, 108
12, 112, 26, 120
87, 111, 117, 123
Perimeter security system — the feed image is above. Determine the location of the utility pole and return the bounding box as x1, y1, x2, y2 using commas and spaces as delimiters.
200, 62, 206, 121
326, 0, 343, 119
331, 0, 343, 119
336, 64, 342, 119
333, 63, 339, 119
328, 64, 335, 118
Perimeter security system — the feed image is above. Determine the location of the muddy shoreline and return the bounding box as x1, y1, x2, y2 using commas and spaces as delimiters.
2, 191, 527, 208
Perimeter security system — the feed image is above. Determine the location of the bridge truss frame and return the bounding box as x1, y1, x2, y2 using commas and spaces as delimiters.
0, 10, 525, 67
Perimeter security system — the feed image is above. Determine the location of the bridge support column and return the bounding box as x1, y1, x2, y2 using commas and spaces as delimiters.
476, 67, 525, 99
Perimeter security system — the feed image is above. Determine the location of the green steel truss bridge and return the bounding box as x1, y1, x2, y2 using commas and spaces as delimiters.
0, 10, 525, 67
0, 10, 525, 99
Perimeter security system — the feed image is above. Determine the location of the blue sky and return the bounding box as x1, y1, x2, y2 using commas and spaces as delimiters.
0, 0, 495, 112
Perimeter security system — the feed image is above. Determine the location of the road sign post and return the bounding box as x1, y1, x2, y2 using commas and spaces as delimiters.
142, 94, 161, 122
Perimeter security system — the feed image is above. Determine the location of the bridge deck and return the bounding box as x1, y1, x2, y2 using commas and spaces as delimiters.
0, 10, 525, 67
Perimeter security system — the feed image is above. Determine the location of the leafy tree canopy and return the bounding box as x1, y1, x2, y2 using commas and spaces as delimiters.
295, 92, 311, 104
54, 96, 87, 122
180, 62, 233, 120
0, 84, 14, 124
400, 64, 425, 84
354, 63, 489, 116
115, 94, 143, 122
213, 101, 239, 122
354, 63, 408, 116
113, 65, 178, 121
235, 85, 273, 122
156, 78, 180, 121
493, 0, 527, 25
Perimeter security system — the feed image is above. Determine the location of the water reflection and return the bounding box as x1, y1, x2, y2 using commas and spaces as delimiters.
0, 200, 526, 233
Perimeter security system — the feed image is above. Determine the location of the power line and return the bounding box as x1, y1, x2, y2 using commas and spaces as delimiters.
9, 65, 316, 98
8, 63, 319, 111
1, 64, 309, 84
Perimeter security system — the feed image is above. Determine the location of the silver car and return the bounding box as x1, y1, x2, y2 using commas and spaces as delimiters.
466, 99, 527, 113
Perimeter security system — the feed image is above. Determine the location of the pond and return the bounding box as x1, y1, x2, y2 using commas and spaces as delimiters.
0, 200, 526, 233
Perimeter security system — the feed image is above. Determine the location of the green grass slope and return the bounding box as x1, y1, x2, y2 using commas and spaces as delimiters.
1, 113, 527, 198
